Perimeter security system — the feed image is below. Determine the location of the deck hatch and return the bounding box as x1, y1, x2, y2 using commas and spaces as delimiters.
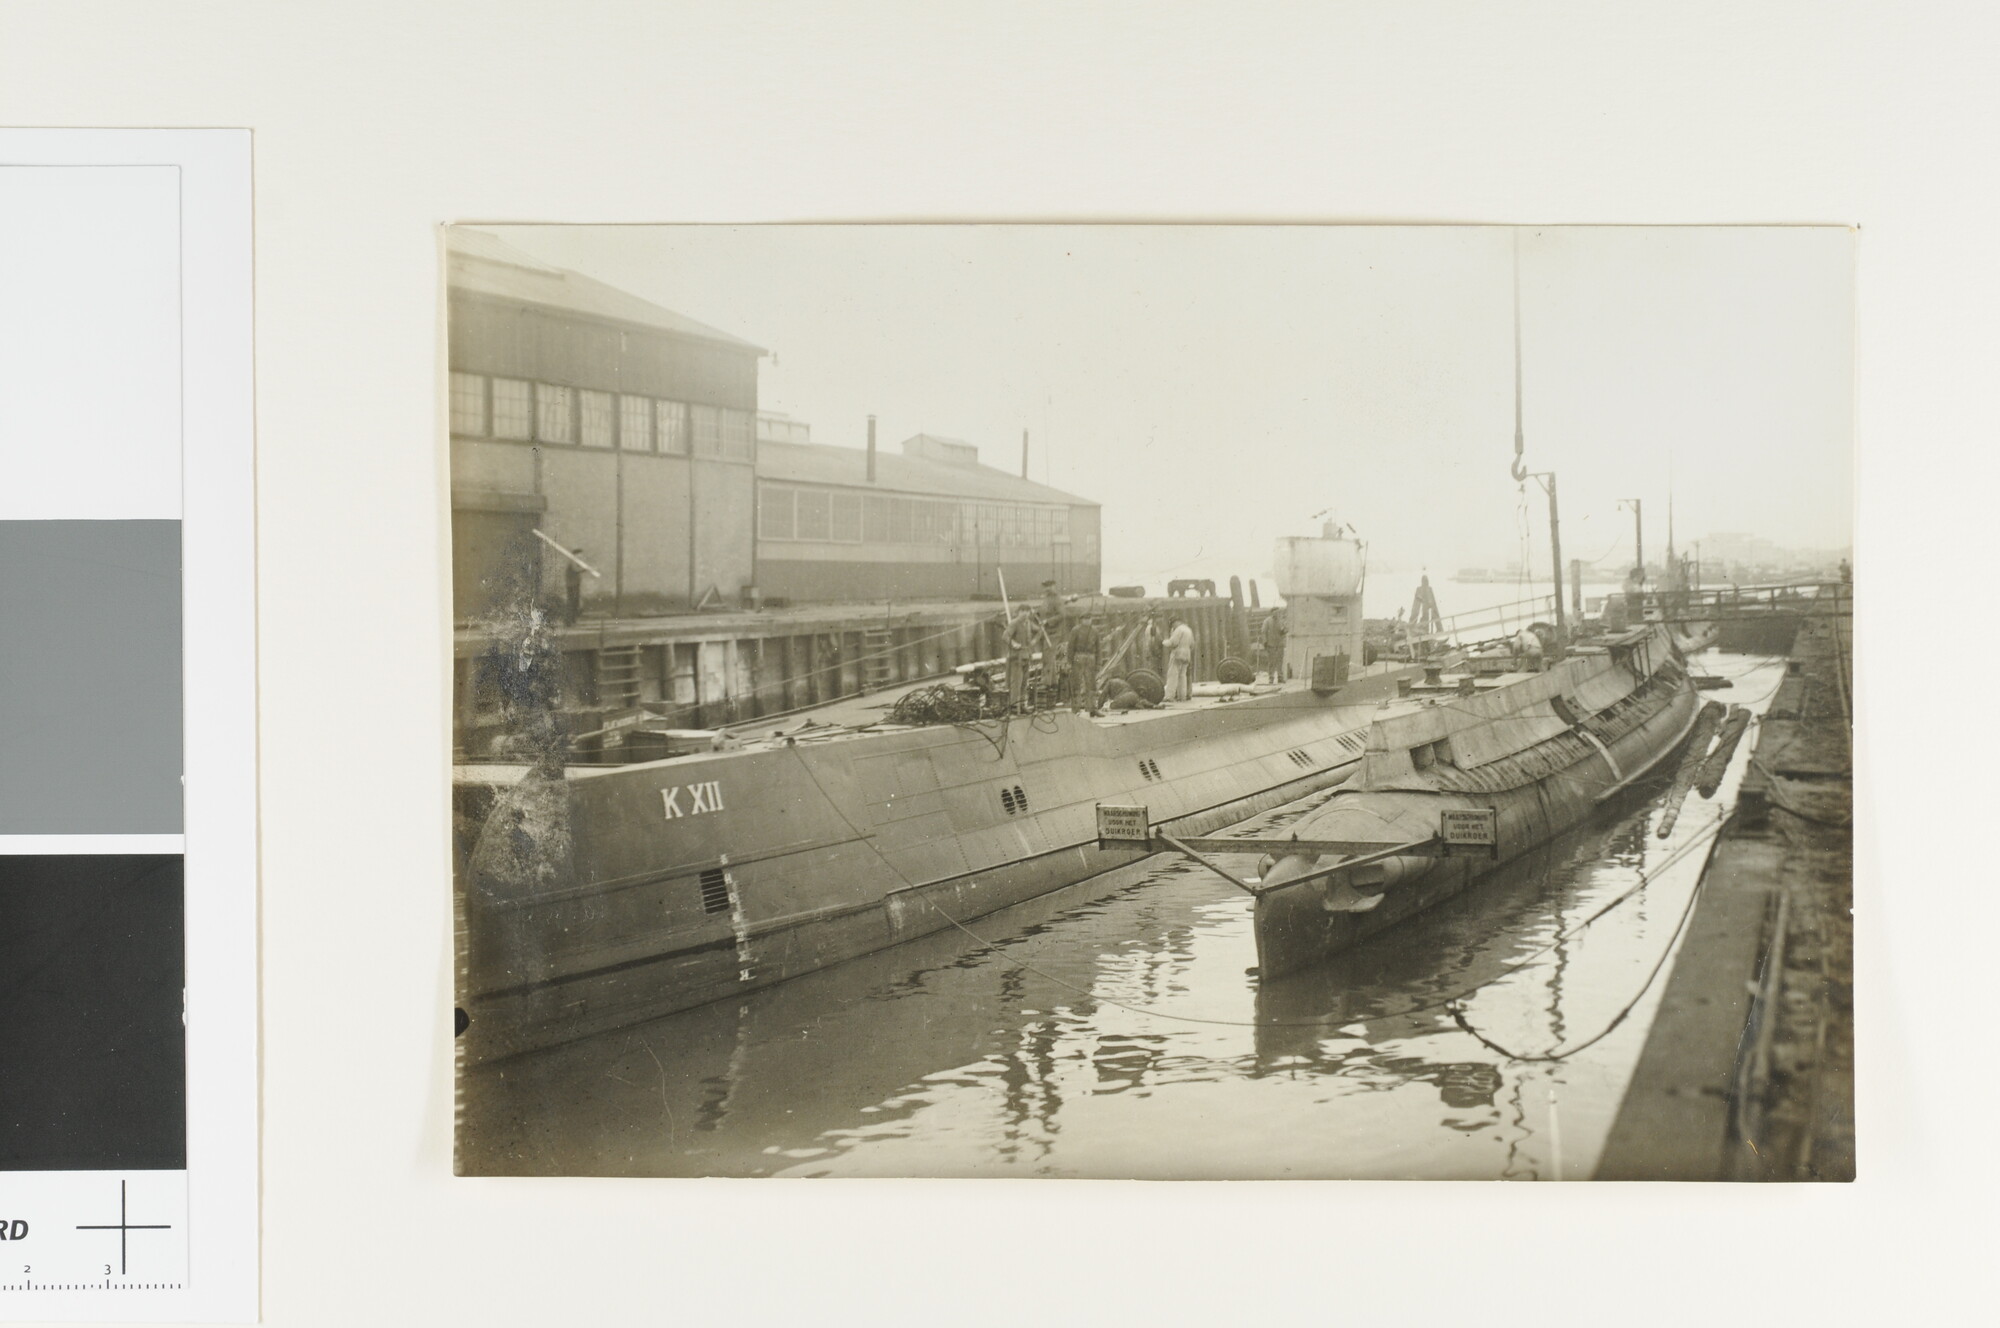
698, 867, 731, 914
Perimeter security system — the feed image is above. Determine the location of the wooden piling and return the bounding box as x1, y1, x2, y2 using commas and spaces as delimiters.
1656, 699, 1726, 838
1696, 706, 1753, 799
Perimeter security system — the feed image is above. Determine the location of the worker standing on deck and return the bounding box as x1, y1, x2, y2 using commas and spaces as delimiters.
1515, 626, 1545, 671
1005, 606, 1039, 714
1067, 614, 1101, 714
1164, 616, 1195, 702
1139, 613, 1163, 674
1261, 609, 1286, 681
1039, 580, 1068, 688
564, 549, 586, 626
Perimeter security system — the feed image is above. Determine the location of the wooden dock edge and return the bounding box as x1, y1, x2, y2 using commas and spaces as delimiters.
1596, 593, 1853, 1181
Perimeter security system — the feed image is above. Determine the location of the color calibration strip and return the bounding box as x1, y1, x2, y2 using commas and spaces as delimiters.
0, 131, 255, 1323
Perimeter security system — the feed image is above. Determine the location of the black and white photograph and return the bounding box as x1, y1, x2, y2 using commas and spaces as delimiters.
449, 223, 1854, 1180
13, 2, 1999, 1323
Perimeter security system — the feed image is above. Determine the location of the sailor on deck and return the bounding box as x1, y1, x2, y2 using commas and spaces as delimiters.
1067, 615, 1101, 714
1005, 607, 1040, 714
1164, 616, 1195, 702
1261, 609, 1286, 681
1038, 580, 1068, 686
1514, 626, 1545, 671
1139, 613, 1163, 674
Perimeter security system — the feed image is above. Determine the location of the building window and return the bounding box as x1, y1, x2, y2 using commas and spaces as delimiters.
720, 408, 755, 461
579, 390, 614, 448
759, 485, 794, 540
619, 395, 653, 451
657, 400, 687, 454
450, 372, 487, 436
536, 383, 574, 444
691, 404, 722, 457
795, 488, 832, 541
1051, 507, 1071, 543
492, 378, 532, 440
830, 491, 863, 543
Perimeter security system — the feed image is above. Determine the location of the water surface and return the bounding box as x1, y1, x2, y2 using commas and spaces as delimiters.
461, 653, 1786, 1179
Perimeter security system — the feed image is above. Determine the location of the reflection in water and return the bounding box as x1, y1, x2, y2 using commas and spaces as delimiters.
460, 657, 1786, 1180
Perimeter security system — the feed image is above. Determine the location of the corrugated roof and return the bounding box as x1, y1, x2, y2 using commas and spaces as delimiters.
446, 229, 765, 353
756, 440, 1097, 507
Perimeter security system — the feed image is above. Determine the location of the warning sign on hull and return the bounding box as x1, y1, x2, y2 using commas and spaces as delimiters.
1096, 804, 1152, 848
1440, 807, 1499, 859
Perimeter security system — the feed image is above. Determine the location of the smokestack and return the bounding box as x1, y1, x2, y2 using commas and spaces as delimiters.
866, 415, 877, 482
1021, 428, 1030, 480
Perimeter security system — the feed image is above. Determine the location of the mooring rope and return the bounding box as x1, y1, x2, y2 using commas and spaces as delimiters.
1445, 826, 1714, 1063
930, 802, 1733, 1035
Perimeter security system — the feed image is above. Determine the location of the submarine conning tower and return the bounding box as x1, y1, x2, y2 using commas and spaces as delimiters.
1272, 522, 1366, 687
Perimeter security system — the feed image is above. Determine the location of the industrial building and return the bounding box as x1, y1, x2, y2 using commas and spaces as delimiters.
447, 234, 1108, 753
448, 231, 764, 619
755, 425, 1100, 603
449, 235, 1101, 621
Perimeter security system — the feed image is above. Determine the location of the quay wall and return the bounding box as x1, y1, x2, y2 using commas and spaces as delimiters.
451, 594, 1268, 757
1595, 588, 1853, 1180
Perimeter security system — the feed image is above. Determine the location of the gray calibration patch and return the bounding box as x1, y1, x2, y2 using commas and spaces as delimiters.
0, 520, 182, 833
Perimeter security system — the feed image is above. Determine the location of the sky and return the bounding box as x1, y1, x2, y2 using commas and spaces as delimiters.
470, 224, 1854, 588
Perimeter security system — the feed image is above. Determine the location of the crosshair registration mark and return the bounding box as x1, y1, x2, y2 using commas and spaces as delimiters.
75, 1181, 171, 1275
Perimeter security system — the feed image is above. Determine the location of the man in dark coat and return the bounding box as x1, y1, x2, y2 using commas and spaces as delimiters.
1067, 615, 1101, 714
1005, 607, 1039, 714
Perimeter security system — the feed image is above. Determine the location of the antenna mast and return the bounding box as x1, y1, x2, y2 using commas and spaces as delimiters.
1510, 230, 1566, 652
1510, 230, 1527, 484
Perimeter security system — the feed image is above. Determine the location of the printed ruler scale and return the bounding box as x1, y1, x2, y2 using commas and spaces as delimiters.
0, 1174, 189, 1293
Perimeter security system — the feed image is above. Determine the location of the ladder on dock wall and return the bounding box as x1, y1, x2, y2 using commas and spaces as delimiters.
861, 628, 896, 691
595, 644, 644, 709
